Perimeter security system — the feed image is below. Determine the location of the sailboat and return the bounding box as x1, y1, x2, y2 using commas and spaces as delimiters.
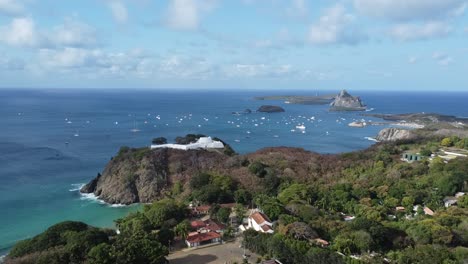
74, 130, 79, 137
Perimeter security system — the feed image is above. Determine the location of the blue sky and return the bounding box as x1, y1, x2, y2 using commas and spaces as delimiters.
0, 0, 467, 91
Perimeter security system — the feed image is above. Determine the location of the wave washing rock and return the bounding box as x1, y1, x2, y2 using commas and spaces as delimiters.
257, 105, 285, 113
376, 128, 416, 142
330, 90, 366, 111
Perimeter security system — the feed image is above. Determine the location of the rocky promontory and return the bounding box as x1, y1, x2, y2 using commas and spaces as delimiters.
257, 105, 285, 113
330, 90, 366, 111
375, 128, 416, 142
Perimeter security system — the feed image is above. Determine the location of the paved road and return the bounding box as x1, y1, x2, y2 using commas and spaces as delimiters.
168, 239, 259, 264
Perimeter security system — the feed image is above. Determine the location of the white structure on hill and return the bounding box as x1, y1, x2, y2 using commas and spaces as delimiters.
151, 137, 224, 150
247, 210, 274, 234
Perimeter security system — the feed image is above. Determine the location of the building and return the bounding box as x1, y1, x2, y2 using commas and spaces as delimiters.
247, 211, 274, 234
402, 153, 423, 162
190, 219, 226, 233
185, 231, 222, 248
314, 238, 330, 247
151, 136, 224, 150
444, 197, 458, 207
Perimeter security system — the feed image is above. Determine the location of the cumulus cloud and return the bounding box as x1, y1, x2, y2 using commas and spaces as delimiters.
165, 0, 217, 31
354, 0, 466, 21
0, 17, 37, 47
0, 0, 24, 15
433, 52, 453, 66
308, 4, 366, 45
0, 17, 99, 48
108, 1, 128, 24
389, 21, 452, 41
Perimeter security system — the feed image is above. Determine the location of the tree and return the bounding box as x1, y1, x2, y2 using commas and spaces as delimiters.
234, 204, 247, 222
112, 235, 168, 264
174, 220, 190, 240
458, 195, 468, 208
88, 243, 115, 264
234, 189, 252, 205
216, 207, 231, 224
278, 184, 312, 205
441, 137, 453, 147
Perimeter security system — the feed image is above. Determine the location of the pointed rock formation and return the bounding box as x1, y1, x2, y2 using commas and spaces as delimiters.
330, 90, 366, 111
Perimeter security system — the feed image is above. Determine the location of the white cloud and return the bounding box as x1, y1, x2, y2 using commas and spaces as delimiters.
108, 1, 128, 24
354, 0, 466, 21
49, 18, 98, 47
165, 0, 217, 31
0, 17, 37, 47
0, 17, 98, 48
308, 4, 366, 45
433, 52, 453, 66
0, 0, 24, 15
389, 22, 452, 41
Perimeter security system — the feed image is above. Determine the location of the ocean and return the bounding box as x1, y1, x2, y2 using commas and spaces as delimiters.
1, 89, 467, 255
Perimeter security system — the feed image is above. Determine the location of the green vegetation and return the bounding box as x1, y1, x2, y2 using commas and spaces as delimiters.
7, 135, 468, 264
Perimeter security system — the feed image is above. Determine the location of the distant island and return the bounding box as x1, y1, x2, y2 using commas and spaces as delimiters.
254, 89, 367, 111
329, 90, 367, 111
257, 105, 285, 113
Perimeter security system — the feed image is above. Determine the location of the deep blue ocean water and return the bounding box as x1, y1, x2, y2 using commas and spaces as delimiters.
0, 89, 467, 255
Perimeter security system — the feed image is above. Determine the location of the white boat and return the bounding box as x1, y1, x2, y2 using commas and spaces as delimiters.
296, 124, 306, 130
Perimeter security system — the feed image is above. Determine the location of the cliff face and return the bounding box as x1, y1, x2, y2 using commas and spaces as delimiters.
81, 147, 228, 204
330, 90, 366, 111
81, 143, 387, 205
376, 128, 416, 142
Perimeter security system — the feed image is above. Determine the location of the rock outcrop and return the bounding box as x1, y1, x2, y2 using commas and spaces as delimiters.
257, 105, 285, 113
81, 147, 229, 204
330, 90, 366, 111
376, 128, 416, 142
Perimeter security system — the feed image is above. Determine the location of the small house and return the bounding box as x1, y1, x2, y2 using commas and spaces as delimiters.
402, 153, 423, 162
248, 211, 274, 234
185, 231, 222, 248
314, 238, 330, 247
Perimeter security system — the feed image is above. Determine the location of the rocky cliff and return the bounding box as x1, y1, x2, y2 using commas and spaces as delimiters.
376, 128, 416, 142
330, 90, 366, 111
80, 147, 229, 204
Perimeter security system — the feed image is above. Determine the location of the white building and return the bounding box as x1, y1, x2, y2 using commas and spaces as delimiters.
247, 211, 274, 234
150, 137, 224, 150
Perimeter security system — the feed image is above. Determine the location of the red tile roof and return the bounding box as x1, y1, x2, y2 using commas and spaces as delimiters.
195, 205, 211, 212
186, 231, 221, 243
251, 212, 271, 225
204, 219, 226, 232
190, 220, 206, 229
261, 225, 272, 232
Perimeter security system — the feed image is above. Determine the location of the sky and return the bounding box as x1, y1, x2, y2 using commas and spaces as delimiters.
0, 0, 467, 91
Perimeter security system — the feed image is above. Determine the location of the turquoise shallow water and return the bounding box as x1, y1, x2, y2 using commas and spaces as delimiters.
1, 89, 467, 255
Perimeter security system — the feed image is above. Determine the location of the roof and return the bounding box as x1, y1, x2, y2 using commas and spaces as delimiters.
261, 224, 272, 232
251, 212, 271, 225
186, 231, 221, 243
204, 219, 226, 232
190, 220, 206, 229
423, 207, 434, 216
314, 238, 330, 246
220, 203, 236, 209
395, 206, 405, 211
195, 205, 211, 212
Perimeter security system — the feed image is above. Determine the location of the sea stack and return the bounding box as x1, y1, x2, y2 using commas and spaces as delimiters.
330, 90, 366, 111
